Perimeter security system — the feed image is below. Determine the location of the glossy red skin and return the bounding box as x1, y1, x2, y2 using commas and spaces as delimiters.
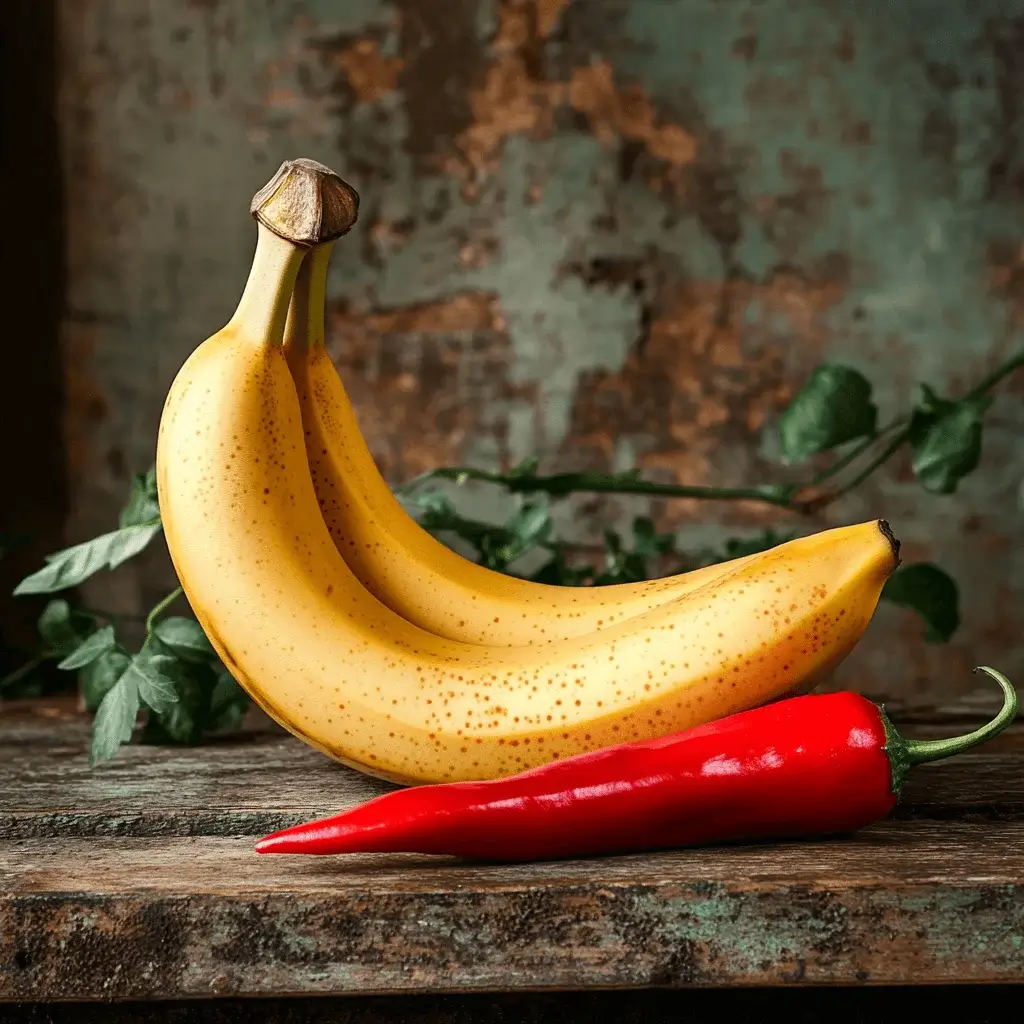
256, 691, 897, 861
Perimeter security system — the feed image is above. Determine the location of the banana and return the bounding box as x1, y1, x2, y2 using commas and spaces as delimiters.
156, 160, 900, 785
283, 236, 766, 646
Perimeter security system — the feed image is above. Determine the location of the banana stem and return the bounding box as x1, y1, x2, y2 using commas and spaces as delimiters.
227, 225, 307, 347
284, 243, 335, 355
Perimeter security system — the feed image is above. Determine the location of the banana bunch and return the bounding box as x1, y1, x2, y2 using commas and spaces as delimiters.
156, 159, 900, 785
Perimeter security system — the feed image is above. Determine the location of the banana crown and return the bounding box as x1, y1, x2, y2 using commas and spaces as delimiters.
251, 158, 359, 247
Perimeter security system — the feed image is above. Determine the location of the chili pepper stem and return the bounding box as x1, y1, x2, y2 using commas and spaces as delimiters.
882, 666, 1019, 798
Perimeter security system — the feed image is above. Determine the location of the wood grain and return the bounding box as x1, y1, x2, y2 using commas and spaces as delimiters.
3, 825, 1023, 998
2, 696, 1024, 999
3, 699, 1023, 839
2, 699, 1023, 1000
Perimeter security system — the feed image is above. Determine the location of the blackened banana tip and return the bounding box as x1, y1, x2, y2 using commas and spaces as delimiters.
877, 519, 901, 569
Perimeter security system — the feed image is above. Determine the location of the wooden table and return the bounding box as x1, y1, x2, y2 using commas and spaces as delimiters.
2, 697, 1022, 1007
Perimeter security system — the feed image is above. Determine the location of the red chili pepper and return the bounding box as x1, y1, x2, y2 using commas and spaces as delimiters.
256, 667, 1016, 862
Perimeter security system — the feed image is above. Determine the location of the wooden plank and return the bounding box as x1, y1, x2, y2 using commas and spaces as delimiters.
2, 700, 1024, 839
3, 698, 1023, 998
2, 822, 1023, 999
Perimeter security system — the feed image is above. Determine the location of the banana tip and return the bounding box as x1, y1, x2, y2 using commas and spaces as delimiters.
877, 519, 901, 569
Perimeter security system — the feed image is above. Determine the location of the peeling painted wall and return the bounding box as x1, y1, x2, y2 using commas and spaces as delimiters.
57, 0, 1023, 701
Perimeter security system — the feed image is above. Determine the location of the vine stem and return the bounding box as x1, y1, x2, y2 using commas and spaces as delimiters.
807, 419, 906, 487
401, 467, 797, 508
965, 348, 1023, 399
815, 425, 913, 506
145, 586, 183, 637
400, 349, 1022, 515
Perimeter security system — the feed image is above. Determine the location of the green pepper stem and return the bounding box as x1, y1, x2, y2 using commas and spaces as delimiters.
882, 666, 1018, 798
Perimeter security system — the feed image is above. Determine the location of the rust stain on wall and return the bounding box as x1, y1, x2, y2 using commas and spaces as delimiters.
559, 256, 849, 524
988, 239, 1024, 326
325, 292, 535, 477
447, 0, 698, 190
569, 62, 698, 168
983, 15, 1024, 201
337, 39, 404, 103
341, 291, 504, 334
452, 0, 566, 185
395, 0, 485, 171
754, 152, 834, 261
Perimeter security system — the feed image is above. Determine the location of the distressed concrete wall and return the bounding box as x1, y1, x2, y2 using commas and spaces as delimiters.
58, 0, 1023, 702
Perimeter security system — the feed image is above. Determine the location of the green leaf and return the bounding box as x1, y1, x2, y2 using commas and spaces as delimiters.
141, 664, 207, 745
208, 668, 251, 732
140, 658, 247, 745
908, 386, 991, 494
153, 617, 215, 662
79, 648, 131, 712
593, 529, 649, 584
57, 625, 116, 670
603, 529, 623, 560
13, 521, 162, 595
37, 599, 98, 658
89, 672, 141, 767
778, 364, 878, 464
507, 503, 551, 545
125, 647, 180, 714
693, 529, 795, 568
881, 562, 960, 642
508, 456, 539, 478
402, 488, 454, 514
631, 516, 675, 559
719, 529, 794, 562
526, 549, 595, 587
483, 503, 551, 568
119, 467, 160, 528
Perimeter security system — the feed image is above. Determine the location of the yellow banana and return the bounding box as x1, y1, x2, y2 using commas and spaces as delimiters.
156, 160, 900, 785
283, 232, 766, 646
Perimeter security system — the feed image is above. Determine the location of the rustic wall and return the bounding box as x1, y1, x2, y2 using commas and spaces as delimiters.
55, 0, 1023, 702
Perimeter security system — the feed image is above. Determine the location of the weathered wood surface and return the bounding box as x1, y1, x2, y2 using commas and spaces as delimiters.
3, 697, 1024, 840
2, 699, 1024, 1000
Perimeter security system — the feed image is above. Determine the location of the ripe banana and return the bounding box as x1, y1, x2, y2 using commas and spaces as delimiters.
283, 237, 765, 646
156, 160, 900, 785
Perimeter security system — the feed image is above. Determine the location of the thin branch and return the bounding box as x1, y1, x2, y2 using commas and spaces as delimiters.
401, 467, 798, 508
965, 348, 1023, 399
808, 419, 906, 487
400, 349, 1022, 517
145, 586, 184, 637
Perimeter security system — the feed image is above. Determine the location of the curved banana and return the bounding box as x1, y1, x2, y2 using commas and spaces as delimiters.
156, 160, 900, 784
283, 240, 765, 646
